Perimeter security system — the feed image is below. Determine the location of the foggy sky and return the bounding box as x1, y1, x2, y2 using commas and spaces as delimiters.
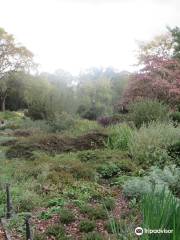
0, 0, 179, 75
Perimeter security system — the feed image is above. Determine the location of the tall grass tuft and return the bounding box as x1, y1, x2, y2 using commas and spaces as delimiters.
128, 121, 180, 166
141, 188, 180, 240
106, 123, 133, 150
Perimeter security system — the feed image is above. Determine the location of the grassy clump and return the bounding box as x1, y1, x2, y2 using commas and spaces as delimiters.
97, 163, 121, 179
106, 123, 133, 150
89, 207, 107, 220
48, 112, 75, 132
78, 150, 99, 162
0, 136, 16, 145
79, 220, 96, 233
80, 205, 107, 220
169, 111, 180, 124
103, 197, 115, 210
141, 188, 180, 240
60, 209, 75, 224
0, 111, 23, 120
83, 232, 103, 240
19, 118, 52, 133
105, 219, 121, 234
167, 141, 180, 166
46, 224, 66, 237
105, 218, 136, 240
34, 233, 45, 240
64, 119, 101, 137
128, 121, 180, 166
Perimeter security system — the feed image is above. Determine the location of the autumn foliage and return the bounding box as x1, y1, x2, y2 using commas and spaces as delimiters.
122, 56, 180, 107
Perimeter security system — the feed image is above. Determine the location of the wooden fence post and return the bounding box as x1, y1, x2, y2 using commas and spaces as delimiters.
25, 215, 33, 240
6, 183, 12, 219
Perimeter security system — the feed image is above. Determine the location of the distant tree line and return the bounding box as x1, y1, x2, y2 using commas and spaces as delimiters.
1, 26, 180, 120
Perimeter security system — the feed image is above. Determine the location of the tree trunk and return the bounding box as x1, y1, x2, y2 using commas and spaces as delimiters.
0, 98, 6, 112
0, 88, 8, 112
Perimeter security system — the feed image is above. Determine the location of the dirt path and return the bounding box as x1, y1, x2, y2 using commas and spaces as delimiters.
0, 224, 5, 240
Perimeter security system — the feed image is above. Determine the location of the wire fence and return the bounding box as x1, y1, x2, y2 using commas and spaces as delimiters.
2, 183, 33, 240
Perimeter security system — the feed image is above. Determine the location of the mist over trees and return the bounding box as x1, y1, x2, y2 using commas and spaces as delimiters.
0, 28, 34, 111
0, 26, 180, 118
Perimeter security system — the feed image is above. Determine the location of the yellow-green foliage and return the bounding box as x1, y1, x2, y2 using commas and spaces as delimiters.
128, 121, 180, 166
129, 99, 169, 128
64, 119, 102, 137
0, 111, 23, 120
0, 111, 25, 129
106, 123, 134, 150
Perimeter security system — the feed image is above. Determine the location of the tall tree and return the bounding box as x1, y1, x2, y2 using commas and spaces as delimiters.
169, 26, 180, 60
121, 33, 180, 107
0, 27, 34, 111
122, 57, 180, 107
136, 33, 173, 63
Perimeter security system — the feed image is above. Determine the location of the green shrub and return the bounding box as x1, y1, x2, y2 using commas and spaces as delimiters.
105, 218, 136, 240
78, 150, 99, 162
129, 99, 168, 128
103, 197, 115, 210
65, 119, 100, 137
105, 219, 121, 234
39, 211, 53, 220
6, 214, 25, 234
97, 159, 137, 179
169, 111, 180, 123
47, 198, 66, 207
0, 136, 16, 145
46, 224, 65, 237
60, 209, 75, 224
97, 114, 128, 127
147, 165, 180, 198
106, 123, 133, 150
26, 101, 53, 120
0, 111, 23, 120
63, 182, 104, 203
59, 159, 97, 181
6, 143, 37, 159
123, 165, 180, 198
80, 204, 107, 220
141, 188, 180, 240
79, 220, 96, 233
88, 206, 107, 220
34, 233, 45, 240
84, 232, 103, 240
77, 105, 104, 120
123, 177, 153, 198
13, 190, 40, 212
48, 112, 75, 132
168, 141, 180, 166
19, 119, 52, 132
111, 175, 132, 186
97, 163, 120, 179
128, 122, 180, 166
79, 204, 93, 214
